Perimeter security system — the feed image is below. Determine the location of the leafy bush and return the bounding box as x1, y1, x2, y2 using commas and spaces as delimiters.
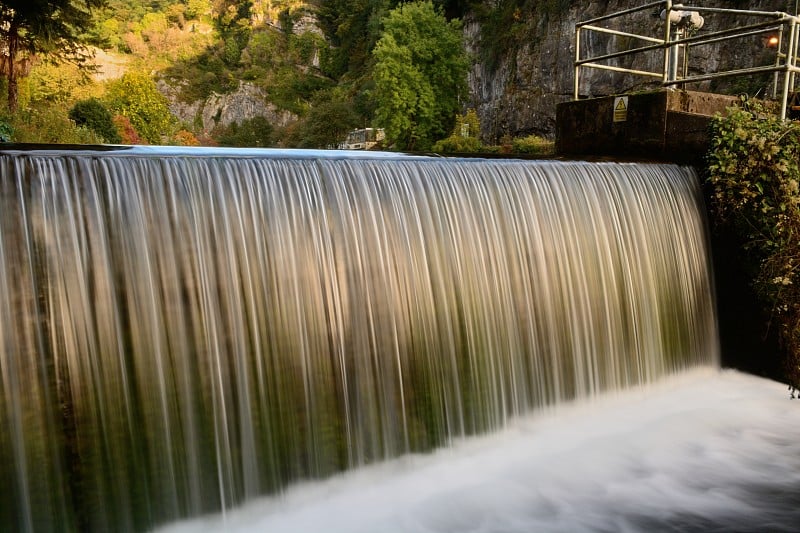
289, 32, 321, 64
105, 72, 176, 144
69, 98, 122, 143
512, 134, 554, 155
432, 135, 482, 153
113, 114, 144, 144
707, 103, 800, 391
173, 129, 201, 146
433, 109, 483, 153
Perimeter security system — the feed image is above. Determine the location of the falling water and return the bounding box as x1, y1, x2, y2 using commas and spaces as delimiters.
0, 147, 717, 532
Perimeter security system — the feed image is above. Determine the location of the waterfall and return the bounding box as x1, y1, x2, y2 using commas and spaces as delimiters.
0, 148, 718, 532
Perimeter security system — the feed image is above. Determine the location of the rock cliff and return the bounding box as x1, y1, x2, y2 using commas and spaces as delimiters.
160, 80, 297, 134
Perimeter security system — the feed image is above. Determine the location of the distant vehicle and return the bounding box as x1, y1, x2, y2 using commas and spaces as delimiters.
339, 128, 385, 150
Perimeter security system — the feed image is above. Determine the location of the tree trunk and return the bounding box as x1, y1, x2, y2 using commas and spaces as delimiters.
6, 23, 19, 112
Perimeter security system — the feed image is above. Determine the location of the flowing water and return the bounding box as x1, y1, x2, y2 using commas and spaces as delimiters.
0, 147, 717, 532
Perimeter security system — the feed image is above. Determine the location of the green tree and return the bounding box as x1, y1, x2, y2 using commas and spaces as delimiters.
25, 62, 97, 106
217, 116, 273, 147
372, 0, 469, 150
0, 0, 106, 111
69, 97, 121, 143
290, 89, 361, 148
105, 71, 175, 144
317, 0, 392, 80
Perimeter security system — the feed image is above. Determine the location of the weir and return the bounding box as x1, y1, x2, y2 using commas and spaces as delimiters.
0, 147, 718, 532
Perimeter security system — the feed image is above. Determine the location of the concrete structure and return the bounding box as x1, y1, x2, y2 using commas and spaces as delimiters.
555, 90, 740, 164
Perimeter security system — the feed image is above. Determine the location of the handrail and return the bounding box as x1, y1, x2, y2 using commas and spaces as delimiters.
579, 25, 664, 44
575, 42, 666, 67
576, 1, 666, 28
573, 1, 800, 119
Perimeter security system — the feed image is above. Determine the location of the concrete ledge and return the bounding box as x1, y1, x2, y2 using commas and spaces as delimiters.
556, 90, 739, 164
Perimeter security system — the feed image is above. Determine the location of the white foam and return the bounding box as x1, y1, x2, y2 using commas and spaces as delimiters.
156, 368, 800, 532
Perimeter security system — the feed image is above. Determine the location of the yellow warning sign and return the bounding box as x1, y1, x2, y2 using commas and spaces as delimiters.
613, 96, 628, 122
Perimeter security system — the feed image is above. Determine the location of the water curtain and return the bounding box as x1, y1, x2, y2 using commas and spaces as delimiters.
0, 149, 718, 532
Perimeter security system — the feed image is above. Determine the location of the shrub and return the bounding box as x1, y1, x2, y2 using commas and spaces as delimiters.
173, 129, 201, 146
105, 71, 176, 144
707, 103, 800, 391
9, 106, 103, 144
69, 98, 122, 144
113, 114, 144, 145
432, 109, 483, 153
511, 134, 554, 155
217, 116, 274, 147
432, 135, 482, 153
0, 119, 11, 142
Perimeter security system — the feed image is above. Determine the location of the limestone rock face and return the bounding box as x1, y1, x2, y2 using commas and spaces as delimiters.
160, 81, 297, 134
467, 0, 789, 142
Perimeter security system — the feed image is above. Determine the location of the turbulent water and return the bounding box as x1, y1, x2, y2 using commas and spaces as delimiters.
156, 369, 800, 533
0, 148, 717, 532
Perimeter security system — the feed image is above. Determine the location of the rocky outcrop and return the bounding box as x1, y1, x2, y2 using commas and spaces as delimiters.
467, 1, 790, 142
160, 80, 298, 134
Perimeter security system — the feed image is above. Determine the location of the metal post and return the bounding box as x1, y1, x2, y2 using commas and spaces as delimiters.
668, 29, 681, 84
772, 26, 784, 99
790, 22, 799, 91
663, 0, 673, 85
574, 27, 581, 99
780, 18, 797, 119
682, 36, 689, 81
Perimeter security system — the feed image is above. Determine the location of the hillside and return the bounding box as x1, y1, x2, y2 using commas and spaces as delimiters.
1, 0, 796, 147
0, 0, 329, 146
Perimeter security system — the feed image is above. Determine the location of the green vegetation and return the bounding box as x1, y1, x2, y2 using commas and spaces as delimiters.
217, 116, 273, 147
7, 105, 104, 144
163, 1, 330, 116
213, 0, 253, 66
69, 98, 122, 143
372, 1, 469, 150
432, 109, 482, 153
707, 104, 800, 391
316, 0, 392, 80
0, 119, 12, 142
0, 0, 562, 149
432, 110, 555, 156
511, 134, 555, 155
105, 71, 176, 144
286, 88, 360, 148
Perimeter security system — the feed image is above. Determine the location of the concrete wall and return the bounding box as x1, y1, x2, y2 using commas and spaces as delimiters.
555, 90, 739, 163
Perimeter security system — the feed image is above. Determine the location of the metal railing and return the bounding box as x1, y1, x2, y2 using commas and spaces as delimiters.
574, 1, 800, 119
